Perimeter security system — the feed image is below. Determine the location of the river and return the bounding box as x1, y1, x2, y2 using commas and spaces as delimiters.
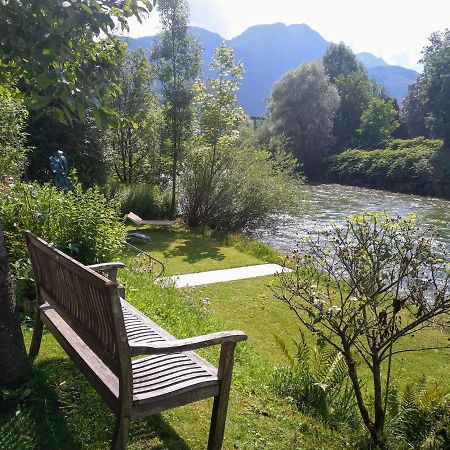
253, 184, 450, 254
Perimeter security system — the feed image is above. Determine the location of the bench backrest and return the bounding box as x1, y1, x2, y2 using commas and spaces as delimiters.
26, 232, 128, 376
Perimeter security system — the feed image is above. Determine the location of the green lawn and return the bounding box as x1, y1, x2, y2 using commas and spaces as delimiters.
1, 226, 449, 449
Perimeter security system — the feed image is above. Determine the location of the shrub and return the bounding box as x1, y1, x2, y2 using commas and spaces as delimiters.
180, 145, 303, 230
327, 138, 450, 197
274, 212, 450, 448
103, 182, 172, 219
0, 179, 125, 277
0, 94, 29, 182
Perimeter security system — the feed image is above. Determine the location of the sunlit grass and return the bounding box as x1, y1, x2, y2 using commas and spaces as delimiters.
1, 226, 449, 449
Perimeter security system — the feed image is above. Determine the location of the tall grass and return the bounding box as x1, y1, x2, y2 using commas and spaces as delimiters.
104, 182, 172, 219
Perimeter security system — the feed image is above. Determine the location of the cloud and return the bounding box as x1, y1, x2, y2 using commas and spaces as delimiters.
189, 0, 230, 36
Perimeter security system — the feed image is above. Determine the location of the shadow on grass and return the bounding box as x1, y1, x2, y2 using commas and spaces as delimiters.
126, 228, 226, 265
1, 358, 191, 450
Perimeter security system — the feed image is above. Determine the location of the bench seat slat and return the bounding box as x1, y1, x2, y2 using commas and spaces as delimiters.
38, 300, 220, 408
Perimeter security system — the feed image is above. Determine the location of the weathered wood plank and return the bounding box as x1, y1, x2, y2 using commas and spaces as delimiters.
26, 231, 246, 449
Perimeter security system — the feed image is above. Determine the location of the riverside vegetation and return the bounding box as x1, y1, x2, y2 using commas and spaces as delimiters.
1, 1, 450, 449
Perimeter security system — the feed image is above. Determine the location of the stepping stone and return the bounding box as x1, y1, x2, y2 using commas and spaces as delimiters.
165, 264, 291, 288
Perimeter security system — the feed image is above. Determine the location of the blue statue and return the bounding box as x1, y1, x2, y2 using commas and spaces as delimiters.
49, 150, 71, 190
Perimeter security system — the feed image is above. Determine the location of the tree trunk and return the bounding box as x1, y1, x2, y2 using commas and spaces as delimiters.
343, 344, 387, 449
0, 226, 32, 388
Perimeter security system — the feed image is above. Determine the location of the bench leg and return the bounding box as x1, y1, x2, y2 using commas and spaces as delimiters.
112, 412, 130, 450
29, 311, 44, 360
207, 343, 236, 450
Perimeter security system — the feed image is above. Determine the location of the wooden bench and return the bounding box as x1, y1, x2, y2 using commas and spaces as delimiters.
127, 212, 176, 229
25, 232, 247, 449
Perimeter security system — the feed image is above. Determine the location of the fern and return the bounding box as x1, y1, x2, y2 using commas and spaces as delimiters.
272, 330, 359, 428
387, 378, 450, 449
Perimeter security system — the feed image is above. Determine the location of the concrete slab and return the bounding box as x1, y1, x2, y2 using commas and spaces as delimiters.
165, 264, 291, 288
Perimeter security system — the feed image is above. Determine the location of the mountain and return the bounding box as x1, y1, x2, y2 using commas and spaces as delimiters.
367, 66, 418, 102
125, 23, 418, 115
357, 52, 388, 68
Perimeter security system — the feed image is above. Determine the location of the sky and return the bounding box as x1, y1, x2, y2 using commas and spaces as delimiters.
127, 0, 450, 71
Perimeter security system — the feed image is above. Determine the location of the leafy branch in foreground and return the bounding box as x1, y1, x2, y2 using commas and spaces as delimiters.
273, 212, 450, 449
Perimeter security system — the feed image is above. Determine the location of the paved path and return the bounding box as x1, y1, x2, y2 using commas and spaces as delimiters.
165, 264, 291, 288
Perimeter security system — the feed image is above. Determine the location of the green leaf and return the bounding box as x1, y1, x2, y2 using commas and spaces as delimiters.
80, 3, 92, 14
93, 108, 109, 129
26, 95, 52, 110
52, 108, 69, 125
36, 71, 58, 90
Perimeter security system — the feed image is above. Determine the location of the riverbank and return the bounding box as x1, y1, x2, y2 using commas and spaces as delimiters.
252, 183, 450, 255
326, 138, 450, 199
1, 226, 449, 449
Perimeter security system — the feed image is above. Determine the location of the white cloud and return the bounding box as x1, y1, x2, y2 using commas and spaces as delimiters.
126, 0, 450, 71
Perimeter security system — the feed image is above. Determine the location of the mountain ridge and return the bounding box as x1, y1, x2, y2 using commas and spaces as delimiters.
125, 23, 418, 115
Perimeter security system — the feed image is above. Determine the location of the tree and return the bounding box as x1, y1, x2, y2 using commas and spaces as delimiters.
332, 71, 373, 151
400, 79, 429, 138
267, 61, 340, 178
0, 0, 154, 125
275, 212, 450, 449
106, 49, 163, 184
0, 93, 32, 388
0, 94, 30, 182
358, 97, 399, 149
420, 29, 450, 145
152, 0, 201, 214
323, 42, 365, 83
0, 0, 154, 389
0, 226, 32, 388
26, 110, 108, 187
182, 44, 245, 226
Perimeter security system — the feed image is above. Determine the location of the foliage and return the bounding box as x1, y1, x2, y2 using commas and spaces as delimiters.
0, 0, 154, 126
322, 42, 365, 83
181, 44, 250, 228
272, 330, 359, 428
400, 78, 430, 138
267, 61, 340, 179
332, 71, 373, 152
152, 0, 201, 213
420, 29, 450, 145
193, 44, 245, 149
357, 97, 399, 149
387, 378, 450, 449
104, 182, 172, 219
106, 49, 163, 184
0, 93, 30, 182
274, 212, 450, 448
327, 138, 450, 196
25, 110, 107, 187
181, 144, 302, 230
0, 179, 125, 276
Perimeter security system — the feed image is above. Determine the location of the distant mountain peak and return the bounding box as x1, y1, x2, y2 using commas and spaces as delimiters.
357, 52, 388, 68
125, 24, 418, 115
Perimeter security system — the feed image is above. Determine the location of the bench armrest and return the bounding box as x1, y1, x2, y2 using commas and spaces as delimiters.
87, 262, 125, 272
87, 262, 125, 283
129, 330, 247, 356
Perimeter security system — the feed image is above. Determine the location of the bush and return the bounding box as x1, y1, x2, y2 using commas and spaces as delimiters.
0, 94, 29, 182
103, 182, 172, 219
0, 179, 125, 277
180, 145, 303, 230
327, 138, 450, 197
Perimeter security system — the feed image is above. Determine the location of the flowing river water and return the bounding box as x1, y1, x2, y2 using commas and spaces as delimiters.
252, 184, 450, 255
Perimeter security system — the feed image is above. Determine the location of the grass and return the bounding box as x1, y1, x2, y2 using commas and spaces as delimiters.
1, 225, 450, 449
